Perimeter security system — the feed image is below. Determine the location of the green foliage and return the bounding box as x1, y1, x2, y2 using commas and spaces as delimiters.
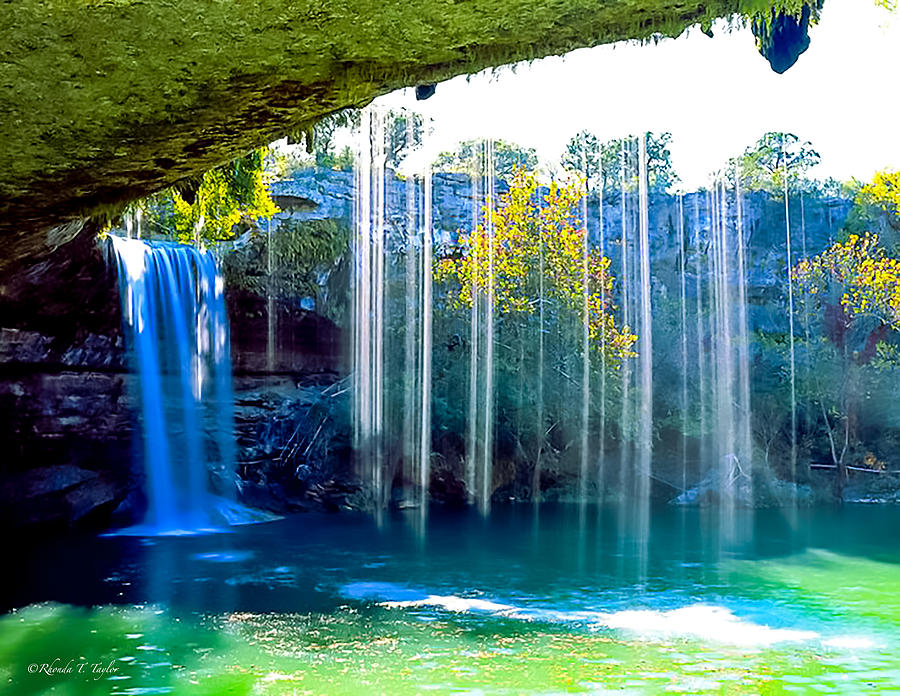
859, 170, 900, 221
143, 148, 278, 245
385, 109, 425, 170
561, 131, 678, 197
560, 131, 603, 194
746, 0, 823, 31
223, 218, 350, 302
434, 168, 636, 360
794, 232, 900, 330
434, 140, 538, 182
732, 132, 820, 194
276, 108, 421, 177
312, 109, 361, 169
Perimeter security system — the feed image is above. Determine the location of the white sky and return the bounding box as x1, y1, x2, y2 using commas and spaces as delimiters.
373, 0, 900, 191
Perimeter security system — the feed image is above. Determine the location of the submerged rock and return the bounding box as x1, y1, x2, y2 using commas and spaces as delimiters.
670, 458, 813, 508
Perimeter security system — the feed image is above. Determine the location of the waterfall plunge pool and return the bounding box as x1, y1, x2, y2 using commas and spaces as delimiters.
3, 503, 899, 694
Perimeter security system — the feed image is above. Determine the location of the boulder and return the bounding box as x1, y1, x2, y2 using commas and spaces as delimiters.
0, 465, 132, 531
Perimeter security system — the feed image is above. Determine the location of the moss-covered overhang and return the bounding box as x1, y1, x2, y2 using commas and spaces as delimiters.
0, 0, 774, 252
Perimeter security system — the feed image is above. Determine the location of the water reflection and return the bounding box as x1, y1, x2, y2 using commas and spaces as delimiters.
5, 504, 900, 694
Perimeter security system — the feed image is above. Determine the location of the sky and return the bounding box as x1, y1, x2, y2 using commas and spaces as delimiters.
372, 0, 900, 191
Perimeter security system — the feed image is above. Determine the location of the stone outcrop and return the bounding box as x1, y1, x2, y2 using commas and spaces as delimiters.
2, 0, 757, 252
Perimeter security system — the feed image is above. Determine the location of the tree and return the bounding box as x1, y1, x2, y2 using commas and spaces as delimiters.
735, 131, 820, 194
434, 168, 636, 360
794, 232, 900, 331
277, 108, 422, 175
385, 109, 425, 170
793, 232, 900, 485
561, 131, 602, 194
562, 132, 678, 197
144, 148, 278, 244
311, 109, 360, 169
433, 140, 538, 182
859, 170, 900, 226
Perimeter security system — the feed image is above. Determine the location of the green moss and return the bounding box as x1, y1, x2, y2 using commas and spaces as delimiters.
222, 217, 350, 301
0, 0, 781, 243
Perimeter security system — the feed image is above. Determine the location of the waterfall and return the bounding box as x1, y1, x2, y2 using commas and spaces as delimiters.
619, 139, 632, 497
678, 193, 688, 492
635, 134, 653, 562
467, 161, 481, 505
693, 195, 708, 478
692, 173, 753, 516
111, 236, 236, 534
579, 137, 591, 501
532, 186, 545, 503
735, 169, 753, 501
460, 139, 499, 512
353, 108, 386, 507
783, 145, 798, 485
266, 217, 276, 373
352, 105, 433, 512
598, 151, 607, 497
482, 140, 496, 514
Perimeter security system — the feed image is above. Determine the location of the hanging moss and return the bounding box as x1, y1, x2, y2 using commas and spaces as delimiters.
749, 0, 824, 73
0, 0, 784, 253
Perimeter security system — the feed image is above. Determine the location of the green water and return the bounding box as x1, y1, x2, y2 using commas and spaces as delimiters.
2, 504, 899, 694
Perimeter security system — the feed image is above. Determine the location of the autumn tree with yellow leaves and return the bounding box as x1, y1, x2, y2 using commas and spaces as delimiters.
793, 226, 900, 484
434, 168, 636, 361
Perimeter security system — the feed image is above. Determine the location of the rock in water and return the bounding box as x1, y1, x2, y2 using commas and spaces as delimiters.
752, 2, 819, 74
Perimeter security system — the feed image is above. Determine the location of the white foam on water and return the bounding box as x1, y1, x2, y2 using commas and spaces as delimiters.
383, 595, 518, 614
821, 636, 877, 649
343, 582, 877, 650
587, 605, 818, 647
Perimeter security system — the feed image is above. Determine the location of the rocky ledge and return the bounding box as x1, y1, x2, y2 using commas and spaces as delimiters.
2, 0, 757, 260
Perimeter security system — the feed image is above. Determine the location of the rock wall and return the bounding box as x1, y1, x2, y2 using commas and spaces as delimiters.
0, 167, 891, 533
0, 226, 353, 533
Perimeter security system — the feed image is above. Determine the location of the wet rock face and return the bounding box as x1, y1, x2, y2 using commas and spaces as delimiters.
227, 289, 344, 375
0, 465, 131, 532
0, 232, 137, 532
0, 228, 355, 532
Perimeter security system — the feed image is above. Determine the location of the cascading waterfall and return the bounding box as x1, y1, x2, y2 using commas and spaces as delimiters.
696, 173, 753, 517
469, 140, 498, 513
460, 140, 499, 512
580, 138, 591, 500
597, 153, 607, 496
678, 193, 688, 492
111, 236, 236, 534
619, 139, 632, 497
346, 119, 763, 518
353, 108, 385, 506
635, 134, 653, 562
735, 168, 753, 499
693, 195, 708, 477
266, 217, 276, 373
532, 187, 546, 503
467, 161, 481, 505
352, 105, 433, 513
783, 150, 798, 486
